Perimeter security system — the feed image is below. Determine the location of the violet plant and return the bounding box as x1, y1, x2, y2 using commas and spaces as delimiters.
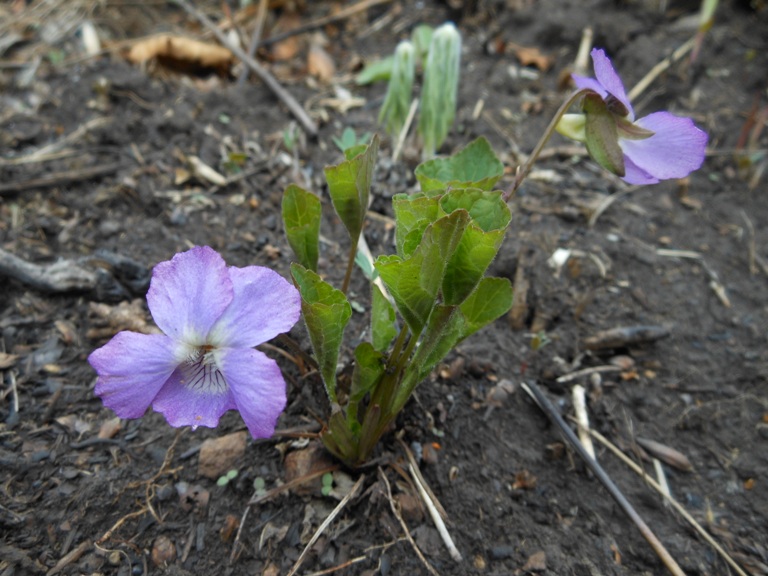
284, 135, 513, 465
89, 48, 706, 467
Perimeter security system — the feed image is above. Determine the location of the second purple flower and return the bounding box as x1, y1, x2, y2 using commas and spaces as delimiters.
557, 48, 708, 185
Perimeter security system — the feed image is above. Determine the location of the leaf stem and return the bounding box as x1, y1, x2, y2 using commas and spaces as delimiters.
387, 325, 409, 371
503, 88, 589, 201
340, 234, 360, 295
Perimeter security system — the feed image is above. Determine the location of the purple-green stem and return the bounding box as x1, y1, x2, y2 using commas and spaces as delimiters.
340, 234, 360, 295
503, 89, 589, 202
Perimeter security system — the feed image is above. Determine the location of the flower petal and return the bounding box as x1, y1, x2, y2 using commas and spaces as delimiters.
147, 246, 234, 344
622, 155, 660, 185
571, 75, 607, 98
589, 48, 633, 119
90, 332, 178, 418
209, 266, 301, 348
217, 348, 286, 439
620, 112, 708, 181
151, 367, 237, 429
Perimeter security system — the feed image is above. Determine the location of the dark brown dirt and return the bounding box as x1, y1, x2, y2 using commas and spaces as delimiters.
1, 1, 767, 575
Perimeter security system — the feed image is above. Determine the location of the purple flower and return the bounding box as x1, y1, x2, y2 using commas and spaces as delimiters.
558, 48, 707, 185
88, 246, 301, 438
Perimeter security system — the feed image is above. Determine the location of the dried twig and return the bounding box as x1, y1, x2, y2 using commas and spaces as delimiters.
0, 117, 114, 166
0, 162, 128, 195
656, 249, 731, 307
588, 186, 638, 228
46, 539, 92, 576
397, 440, 460, 561
572, 384, 595, 460
588, 428, 749, 576
286, 475, 365, 576
378, 468, 440, 576
556, 366, 621, 384
627, 36, 697, 103
392, 97, 418, 162
236, 0, 268, 88
521, 381, 686, 576
0, 248, 99, 293
740, 209, 757, 276
259, 0, 393, 48
174, 0, 318, 137
230, 465, 338, 563
408, 463, 462, 562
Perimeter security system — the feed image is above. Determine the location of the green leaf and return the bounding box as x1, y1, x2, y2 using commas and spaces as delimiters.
324, 135, 380, 243
393, 277, 512, 412
415, 137, 504, 191
347, 343, 386, 433
355, 55, 394, 85
371, 284, 397, 352
392, 193, 443, 258
379, 41, 415, 137
440, 189, 510, 304
442, 224, 506, 305
459, 276, 514, 337
282, 184, 321, 272
439, 188, 510, 232
291, 264, 352, 402
411, 24, 433, 68
418, 22, 461, 157
583, 93, 625, 177
344, 143, 368, 160
375, 210, 470, 335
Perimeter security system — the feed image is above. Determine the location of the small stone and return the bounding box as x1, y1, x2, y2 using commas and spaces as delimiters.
522, 550, 546, 572
197, 431, 247, 480
395, 492, 423, 524
474, 554, 487, 570
284, 443, 335, 496
98, 416, 122, 439
489, 544, 515, 560
151, 535, 176, 567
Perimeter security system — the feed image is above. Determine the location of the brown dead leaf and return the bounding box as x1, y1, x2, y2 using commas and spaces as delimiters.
512, 469, 537, 490
98, 416, 121, 439
307, 44, 335, 83
269, 12, 302, 62
513, 45, 553, 71
220, 514, 240, 542
127, 35, 233, 72
87, 299, 158, 339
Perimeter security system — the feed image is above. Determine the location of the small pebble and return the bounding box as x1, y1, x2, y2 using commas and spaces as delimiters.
151, 535, 176, 567
489, 544, 516, 560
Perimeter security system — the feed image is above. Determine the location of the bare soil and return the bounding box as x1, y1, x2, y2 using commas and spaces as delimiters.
1, 1, 767, 575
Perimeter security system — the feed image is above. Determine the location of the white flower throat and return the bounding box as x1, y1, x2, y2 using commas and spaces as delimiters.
179, 345, 227, 394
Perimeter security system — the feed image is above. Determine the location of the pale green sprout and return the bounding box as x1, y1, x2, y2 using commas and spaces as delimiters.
253, 477, 267, 497
332, 127, 373, 153
418, 22, 461, 158
379, 40, 415, 138
321, 472, 334, 497
216, 469, 239, 487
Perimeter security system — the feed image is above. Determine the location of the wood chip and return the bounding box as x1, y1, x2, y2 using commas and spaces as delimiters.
583, 325, 670, 350
636, 437, 693, 472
